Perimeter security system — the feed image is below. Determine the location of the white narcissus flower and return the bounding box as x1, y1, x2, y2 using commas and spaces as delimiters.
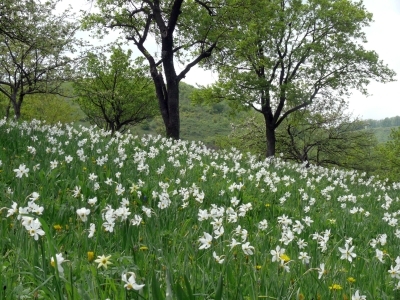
88, 223, 95, 238
121, 272, 145, 290
212, 251, 225, 264
76, 207, 90, 222
51, 253, 66, 274
27, 219, 45, 240
338, 243, 357, 262
6, 202, 18, 217
258, 219, 268, 231
352, 290, 367, 300
199, 232, 213, 250
317, 263, 325, 279
94, 254, 112, 269
242, 242, 255, 255
271, 245, 285, 263
298, 252, 311, 264
14, 164, 29, 178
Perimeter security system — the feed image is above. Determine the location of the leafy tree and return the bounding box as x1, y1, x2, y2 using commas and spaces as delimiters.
20, 93, 81, 124
0, 0, 81, 120
219, 105, 378, 172
83, 0, 227, 139
0, 0, 31, 42
377, 128, 400, 182
194, 0, 395, 157
73, 46, 158, 134
277, 108, 378, 171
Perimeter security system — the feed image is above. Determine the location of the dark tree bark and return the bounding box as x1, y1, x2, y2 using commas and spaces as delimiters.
101, 0, 219, 140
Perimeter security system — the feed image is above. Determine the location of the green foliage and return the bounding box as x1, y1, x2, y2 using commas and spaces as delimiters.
376, 127, 400, 182
366, 116, 400, 128
217, 107, 379, 173
2, 119, 400, 299
73, 46, 158, 134
20, 94, 81, 124
131, 82, 235, 146
0, 0, 82, 119
82, 0, 228, 139
196, 0, 396, 156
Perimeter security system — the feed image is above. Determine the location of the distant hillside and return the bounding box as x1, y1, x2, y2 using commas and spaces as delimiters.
364, 116, 400, 143
129, 82, 237, 146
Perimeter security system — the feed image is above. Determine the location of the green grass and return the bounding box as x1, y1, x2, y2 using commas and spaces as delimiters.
1, 118, 400, 299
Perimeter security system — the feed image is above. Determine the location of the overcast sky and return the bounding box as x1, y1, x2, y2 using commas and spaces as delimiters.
65, 0, 400, 120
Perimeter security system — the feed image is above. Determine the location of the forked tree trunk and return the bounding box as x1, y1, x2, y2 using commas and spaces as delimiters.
263, 113, 276, 157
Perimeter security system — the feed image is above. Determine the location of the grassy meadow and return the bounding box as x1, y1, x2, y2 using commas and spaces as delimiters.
1, 118, 400, 299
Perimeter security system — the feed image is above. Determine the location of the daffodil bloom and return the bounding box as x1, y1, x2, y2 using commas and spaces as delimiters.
121, 272, 145, 290
317, 263, 325, 279
6, 202, 18, 217
94, 254, 112, 269
242, 242, 255, 255
51, 253, 66, 274
14, 164, 29, 178
271, 245, 285, 263
213, 251, 225, 264
388, 265, 400, 279
338, 243, 356, 262
352, 290, 367, 300
76, 207, 90, 222
298, 252, 310, 264
88, 223, 95, 238
27, 219, 45, 240
198, 232, 212, 250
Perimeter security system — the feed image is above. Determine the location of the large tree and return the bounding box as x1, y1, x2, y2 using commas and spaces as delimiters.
0, 0, 81, 119
73, 46, 158, 134
219, 105, 378, 171
83, 0, 227, 139
194, 0, 395, 157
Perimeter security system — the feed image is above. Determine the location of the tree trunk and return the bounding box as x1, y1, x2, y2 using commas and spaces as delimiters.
264, 113, 276, 157
5, 100, 11, 120
165, 79, 180, 139
11, 93, 21, 120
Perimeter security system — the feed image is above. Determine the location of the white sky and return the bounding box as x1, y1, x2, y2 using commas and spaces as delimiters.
62, 0, 400, 120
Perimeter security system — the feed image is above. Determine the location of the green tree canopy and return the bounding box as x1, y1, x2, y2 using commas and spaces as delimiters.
83, 0, 229, 139
73, 46, 158, 134
220, 104, 378, 172
0, 0, 82, 120
193, 0, 395, 157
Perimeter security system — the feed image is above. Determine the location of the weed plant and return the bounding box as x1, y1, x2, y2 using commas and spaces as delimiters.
1, 118, 400, 299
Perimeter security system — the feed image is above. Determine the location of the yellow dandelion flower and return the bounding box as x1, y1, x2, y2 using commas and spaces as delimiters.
329, 284, 342, 290
255, 265, 262, 270
280, 254, 290, 262
139, 246, 148, 251
87, 251, 95, 262
347, 277, 356, 284
53, 224, 62, 231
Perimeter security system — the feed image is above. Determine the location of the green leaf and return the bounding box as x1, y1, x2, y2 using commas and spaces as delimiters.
151, 271, 165, 300
183, 275, 194, 300
214, 274, 223, 300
